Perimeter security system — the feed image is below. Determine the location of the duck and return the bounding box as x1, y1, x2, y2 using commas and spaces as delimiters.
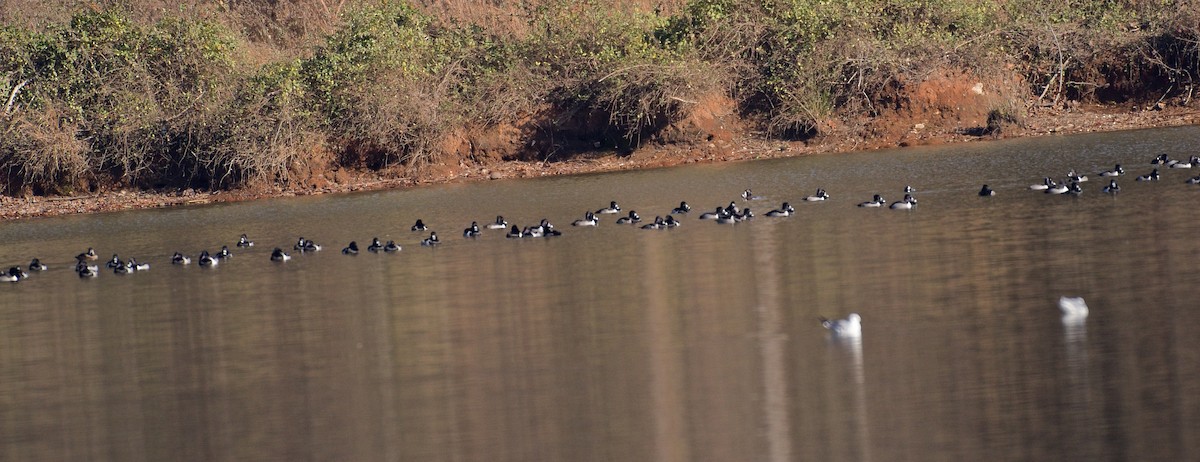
1170, 155, 1199, 169
411, 219, 428, 231
736, 208, 754, 221
724, 201, 740, 216
487, 216, 508, 229
698, 207, 725, 220
342, 241, 359, 255
742, 189, 764, 200
539, 219, 562, 236
76, 247, 98, 261
890, 194, 917, 210
76, 261, 98, 278
112, 260, 130, 275
1103, 179, 1121, 193
463, 222, 481, 238
671, 201, 691, 214
904, 185, 916, 193
506, 225, 524, 239
384, 240, 401, 252
1067, 169, 1088, 183
128, 258, 150, 271
522, 226, 541, 238
820, 313, 862, 337
596, 201, 621, 214
421, 232, 440, 246
105, 254, 122, 268
1058, 296, 1089, 317
572, 211, 599, 226
1045, 182, 1070, 194
766, 202, 795, 216
1029, 177, 1055, 190
1187, 175, 1200, 184
1136, 168, 1160, 181
1151, 153, 1170, 165
1, 266, 27, 282
1099, 164, 1124, 176
294, 238, 321, 252
270, 248, 291, 261
198, 251, 217, 267
615, 210, 642, 224
803, 188, 830, 201
1067, 181, 1083, 195
858, 194, 886, 207
215, 246, 232, 259
172, 252, 191, 264
663, 215, 681, 228
237, 234, 254, 247
28, 258, 47, 271
979, 185, 995, 196
367, 238, 384, 252
716, 212, 739, 224
641, 216, 667, 230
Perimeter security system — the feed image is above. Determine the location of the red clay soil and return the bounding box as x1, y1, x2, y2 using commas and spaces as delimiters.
2, 71, 1198, 220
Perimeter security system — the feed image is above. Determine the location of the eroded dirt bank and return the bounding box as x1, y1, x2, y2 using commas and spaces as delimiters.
2, 77, 1198, 221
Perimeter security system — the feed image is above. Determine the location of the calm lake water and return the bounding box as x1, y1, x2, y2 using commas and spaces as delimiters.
3, 126, 1200, 461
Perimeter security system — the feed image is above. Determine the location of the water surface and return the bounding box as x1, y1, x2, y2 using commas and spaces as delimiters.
3, 126, 1200, 461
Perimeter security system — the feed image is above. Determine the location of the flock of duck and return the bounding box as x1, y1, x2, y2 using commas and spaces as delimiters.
2, 152, 1196, 287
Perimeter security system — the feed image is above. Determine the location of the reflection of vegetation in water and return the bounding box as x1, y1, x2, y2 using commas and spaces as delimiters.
0, 0, 1197, 194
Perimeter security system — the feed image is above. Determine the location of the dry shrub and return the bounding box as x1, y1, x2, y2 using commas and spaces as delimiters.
592, 59, 728, 144
0, 106, 90, 194
341, 68, 452, 168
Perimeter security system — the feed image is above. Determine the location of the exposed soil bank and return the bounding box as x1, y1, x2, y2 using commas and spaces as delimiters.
2, 99, 1196, 221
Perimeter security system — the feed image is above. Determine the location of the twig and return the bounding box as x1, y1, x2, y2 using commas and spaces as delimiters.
5, 78, 31, 115
597, 64, 654, 83
1154, 85, 1174, 107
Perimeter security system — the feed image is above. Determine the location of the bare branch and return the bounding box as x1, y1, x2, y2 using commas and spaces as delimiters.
5, 78, 31, 115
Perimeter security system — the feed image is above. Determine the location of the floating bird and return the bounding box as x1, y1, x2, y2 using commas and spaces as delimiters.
270, 248, 291, 262
1, 266, 28, 282
820, 313, 862, 337
1030, 177, 1054, 190
596, 201, 621, 214
766, 202, 795, 216
979, 185, 995, 196
804, 188, 830, 201
890, 194, 917, 210
858, 194, 886, 208
573, 211, 599, 226
463, 222, 481, 238
237, 234, 254, 247
76, 248, 98, 261
1058, 296, 1089, 318
487, 216, 508, 229
615, 210, 642, 224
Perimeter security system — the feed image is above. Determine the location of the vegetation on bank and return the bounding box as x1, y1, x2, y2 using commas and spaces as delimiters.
1, 0, 1197, 195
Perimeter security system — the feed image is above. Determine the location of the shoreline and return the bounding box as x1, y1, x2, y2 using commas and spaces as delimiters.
2, 104, 1197, 221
